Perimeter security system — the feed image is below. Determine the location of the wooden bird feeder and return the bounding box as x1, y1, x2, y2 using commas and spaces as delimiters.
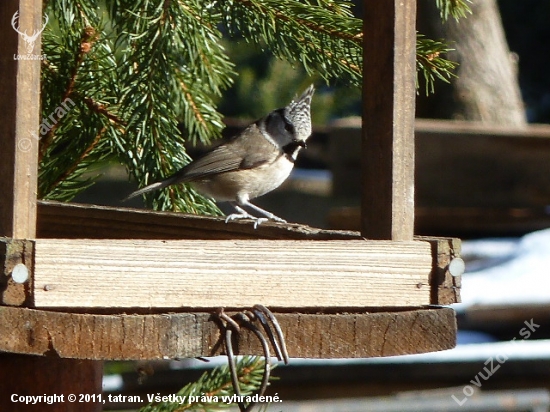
0, 1, 461, 411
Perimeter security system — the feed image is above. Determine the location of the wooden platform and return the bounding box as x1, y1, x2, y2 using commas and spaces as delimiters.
1, 201, 461, 360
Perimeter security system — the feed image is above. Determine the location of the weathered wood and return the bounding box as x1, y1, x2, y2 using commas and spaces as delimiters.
420, 236, 461, 305
415, 206, 550, 238
362, 0, 417, 240
414, 118, 550, 137
329, 119, 550, 235
0, 239, 33, 306
28, 238, 433, 308
237, 390, 550, 412
37, 200, 363, 240
330, 119, 550, 209
0, 0, 41, 239
0, 306, 456, 359
460, 303, 550, 339
331, 118, 550, 199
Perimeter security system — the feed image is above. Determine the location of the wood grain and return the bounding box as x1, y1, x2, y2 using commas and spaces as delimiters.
37, 200, 364, 240
362, 0, 417, 240
0, 0, 41, 239
31, 238, 433, 308
0, 306, 456, 359
421, 236, 462, 305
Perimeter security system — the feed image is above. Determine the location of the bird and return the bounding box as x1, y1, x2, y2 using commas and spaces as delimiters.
125, 85, 315, 227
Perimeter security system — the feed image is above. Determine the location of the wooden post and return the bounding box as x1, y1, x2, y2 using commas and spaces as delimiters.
0, 0, 40, 238
362, 0, 417, 240
0, 1, 102, 410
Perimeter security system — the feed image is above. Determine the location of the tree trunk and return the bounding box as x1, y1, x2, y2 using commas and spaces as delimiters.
417, 0, 526, 126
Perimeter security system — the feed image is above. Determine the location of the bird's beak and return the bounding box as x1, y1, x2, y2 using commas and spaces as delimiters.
296, 140, 307, 149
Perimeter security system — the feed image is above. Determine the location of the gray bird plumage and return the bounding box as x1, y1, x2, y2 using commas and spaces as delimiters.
125, 85, 315, 227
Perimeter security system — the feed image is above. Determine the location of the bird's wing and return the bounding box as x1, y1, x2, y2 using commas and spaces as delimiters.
179, 144, 243, 179
180, 124, 279, 180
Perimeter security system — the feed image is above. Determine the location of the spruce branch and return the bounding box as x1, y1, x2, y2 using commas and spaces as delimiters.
139, 357, 273, 412
109, 0, 232, 214
43, 126, 105, 195
416, 34, 457, 94
435, 0, 473, 21
39, 0, 117, 201
39, 26, 97, 161
219, 0, 362, 86
218, 0, 458, 94
83, 96, 126, 126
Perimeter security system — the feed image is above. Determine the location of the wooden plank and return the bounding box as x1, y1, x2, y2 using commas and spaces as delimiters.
415, 118, 550, 138
362, 0, 417, 240
30, 238, 433, 308
460, 303, 550, 339
415, 206, 550, 238
0, 0, 41, 239
0, 306, 457, 359
37, 200, 363, 240
238, 390, 550, 412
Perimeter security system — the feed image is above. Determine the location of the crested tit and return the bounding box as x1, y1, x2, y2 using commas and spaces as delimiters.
125, 85, 315, 227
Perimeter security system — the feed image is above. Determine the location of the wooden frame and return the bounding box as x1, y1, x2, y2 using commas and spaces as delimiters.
0, 0, 461, 410
2, 202, 461, 311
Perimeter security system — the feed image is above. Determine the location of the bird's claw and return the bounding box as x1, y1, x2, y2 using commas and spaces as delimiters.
224, 213, 281, 228
225, 212, 255, 223
253, 218, 268, 229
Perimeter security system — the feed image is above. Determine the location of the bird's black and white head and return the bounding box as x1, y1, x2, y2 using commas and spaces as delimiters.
260, 85, 315, 160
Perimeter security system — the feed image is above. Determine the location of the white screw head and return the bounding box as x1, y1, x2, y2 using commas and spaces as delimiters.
448, 257, 465, 277
11, 263, 29, 284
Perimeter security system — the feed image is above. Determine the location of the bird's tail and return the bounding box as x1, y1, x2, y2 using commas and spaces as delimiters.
123, 174, 181, 202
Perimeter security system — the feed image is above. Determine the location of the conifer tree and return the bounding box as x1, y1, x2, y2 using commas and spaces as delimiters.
40, 0, 469, 214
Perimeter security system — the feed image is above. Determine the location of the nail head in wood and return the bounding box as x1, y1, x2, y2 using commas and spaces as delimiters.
11, 263, 28, 284
449, 257, 465, 277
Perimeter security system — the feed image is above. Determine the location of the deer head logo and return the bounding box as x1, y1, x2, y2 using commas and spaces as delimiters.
11, 11, 49, 54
